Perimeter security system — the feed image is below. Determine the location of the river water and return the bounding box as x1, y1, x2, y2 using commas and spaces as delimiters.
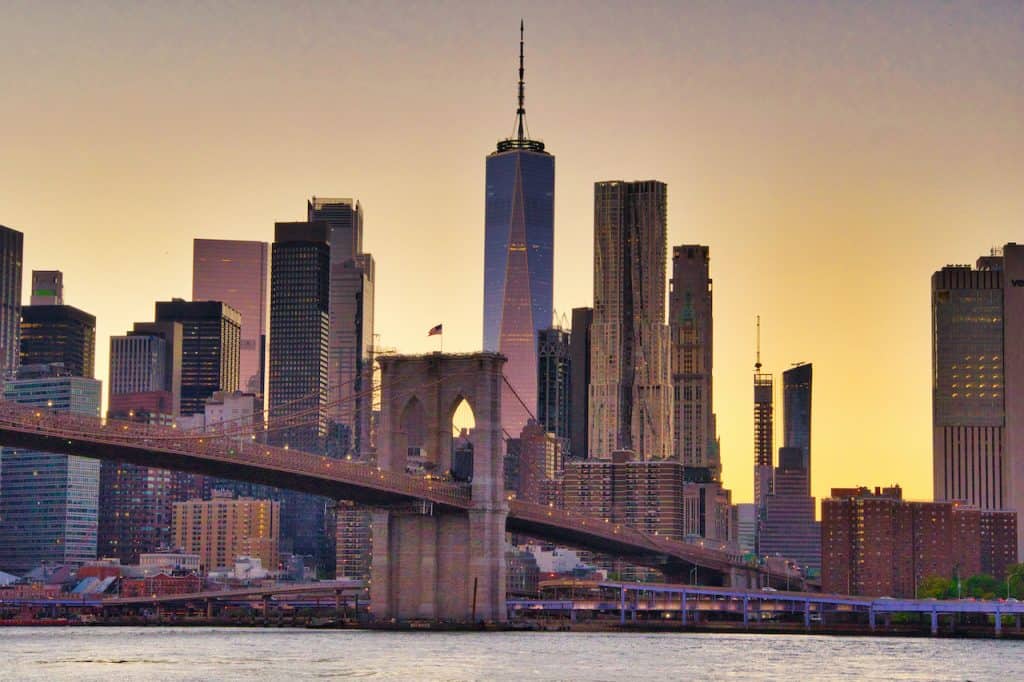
1, 627, 1021, 680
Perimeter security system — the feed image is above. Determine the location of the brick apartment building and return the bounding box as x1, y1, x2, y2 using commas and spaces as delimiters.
822, 485, 1017, 597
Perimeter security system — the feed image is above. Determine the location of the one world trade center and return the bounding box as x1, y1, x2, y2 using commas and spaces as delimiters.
482, 22, 554, 437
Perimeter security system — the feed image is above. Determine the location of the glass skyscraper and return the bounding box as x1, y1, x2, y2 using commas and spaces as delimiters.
0, 364, 102, 572
154, 300, 241, 417
192, 239, 269, 396
0, 225, 23, 378
782, 362, 813, 472
307, 198, 375, 457
482, 24, 554, 437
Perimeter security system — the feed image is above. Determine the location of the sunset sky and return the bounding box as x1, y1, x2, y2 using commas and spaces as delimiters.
2, 1, 1023, 507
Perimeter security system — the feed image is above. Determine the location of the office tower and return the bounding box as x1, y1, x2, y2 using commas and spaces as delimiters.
537, 327, 571, 444
822, 486, 1017, 597
172, 492, 280, 573
270, 221, 331, 560
0, 225, 22, 378
155, 300, 241, 416
307, 198, 375, 456
192, 239, 269, 396
569, 307, 593, 459
108, 321, 183, 417
589, 180, 673, 460
932, 245, 1024, 557
20, 305, 96, 378
783, 363, 813, 472
269, 222, 330, 451
0, 363, 101, 572
30, 270, 63, 305
759, 447, 821, 570
669, 245, 719, 476
100, 320, 185, 562
482, 23, 555, 438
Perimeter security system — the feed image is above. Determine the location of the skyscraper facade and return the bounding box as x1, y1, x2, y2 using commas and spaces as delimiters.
192, 239, 269, 396
537, 327, 571, 444
569, 307, 593, 459
589, 180, 673, 460
0, 364, 101, 572
155, 300, 241, 417
30, 270, 63, 305
933, 245, 1024, 558
783, 362, 812, 472
669, 245, 718, 475
307, 198, 375, 456
20, 305, 96, 378
0, 225, 23, 378
482, 25, 555, 438
269, 221, 331, 560
269, 222, 330, 451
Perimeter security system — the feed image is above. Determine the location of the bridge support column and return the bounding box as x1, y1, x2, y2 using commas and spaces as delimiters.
804, 601, 811, 629
930, 609, 938, 635
868, 607, 875, 631
206, 599, 214, 619
370, 353, 508, 624
995, 608, 1002, 636
681, 591, 687, 625
620, 587, 626, 625
742, 596, 749, 626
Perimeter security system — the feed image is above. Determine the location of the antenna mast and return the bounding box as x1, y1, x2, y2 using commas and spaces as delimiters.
755, 315, 762, 372
516, 19, 526, 141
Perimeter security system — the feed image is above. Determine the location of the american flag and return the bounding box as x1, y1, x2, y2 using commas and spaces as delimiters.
428, 324, 443, 336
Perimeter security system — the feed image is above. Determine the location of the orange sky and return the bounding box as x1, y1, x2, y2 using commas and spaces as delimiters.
2, 1, 1023, 506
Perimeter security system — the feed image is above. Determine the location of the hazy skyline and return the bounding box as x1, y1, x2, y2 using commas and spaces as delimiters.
2, 1, 1023, 507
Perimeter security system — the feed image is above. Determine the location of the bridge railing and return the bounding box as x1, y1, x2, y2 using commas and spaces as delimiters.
0, 401, 470, 507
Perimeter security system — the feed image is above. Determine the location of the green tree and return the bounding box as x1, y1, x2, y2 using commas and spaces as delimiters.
963, 574, 999, 599
918, 575, 954, 599
1003, 563, 1024, 599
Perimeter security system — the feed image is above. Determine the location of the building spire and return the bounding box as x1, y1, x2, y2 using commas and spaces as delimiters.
496, 20, 545, 153
516, 19, 526, 141
755, 315, 762, 372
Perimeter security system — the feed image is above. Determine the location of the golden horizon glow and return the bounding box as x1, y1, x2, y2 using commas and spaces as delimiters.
2, 2, 1023, 508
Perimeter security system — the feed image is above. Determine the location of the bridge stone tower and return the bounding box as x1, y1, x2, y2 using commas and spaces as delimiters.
370, 352, 508, 622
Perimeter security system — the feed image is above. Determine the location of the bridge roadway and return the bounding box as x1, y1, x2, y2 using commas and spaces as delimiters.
0, 401, 755, 580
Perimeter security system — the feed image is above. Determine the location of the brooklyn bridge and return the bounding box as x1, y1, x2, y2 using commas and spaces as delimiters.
0, 352, 795, 623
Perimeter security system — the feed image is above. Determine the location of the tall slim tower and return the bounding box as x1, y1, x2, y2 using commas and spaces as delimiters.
0, 225, 23, 378
307, 198, 375, 457
588, 180, 673, 460
192, 239, 269, 396
536, 327, 571, 444
482, 22, 555, 438
753, 317, 774, 526
569, 307, 593, 459
669, 245, 718, 476
783, 362, 813, 475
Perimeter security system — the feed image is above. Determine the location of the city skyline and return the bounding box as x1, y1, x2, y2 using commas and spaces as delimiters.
2, 2, 1024, 507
